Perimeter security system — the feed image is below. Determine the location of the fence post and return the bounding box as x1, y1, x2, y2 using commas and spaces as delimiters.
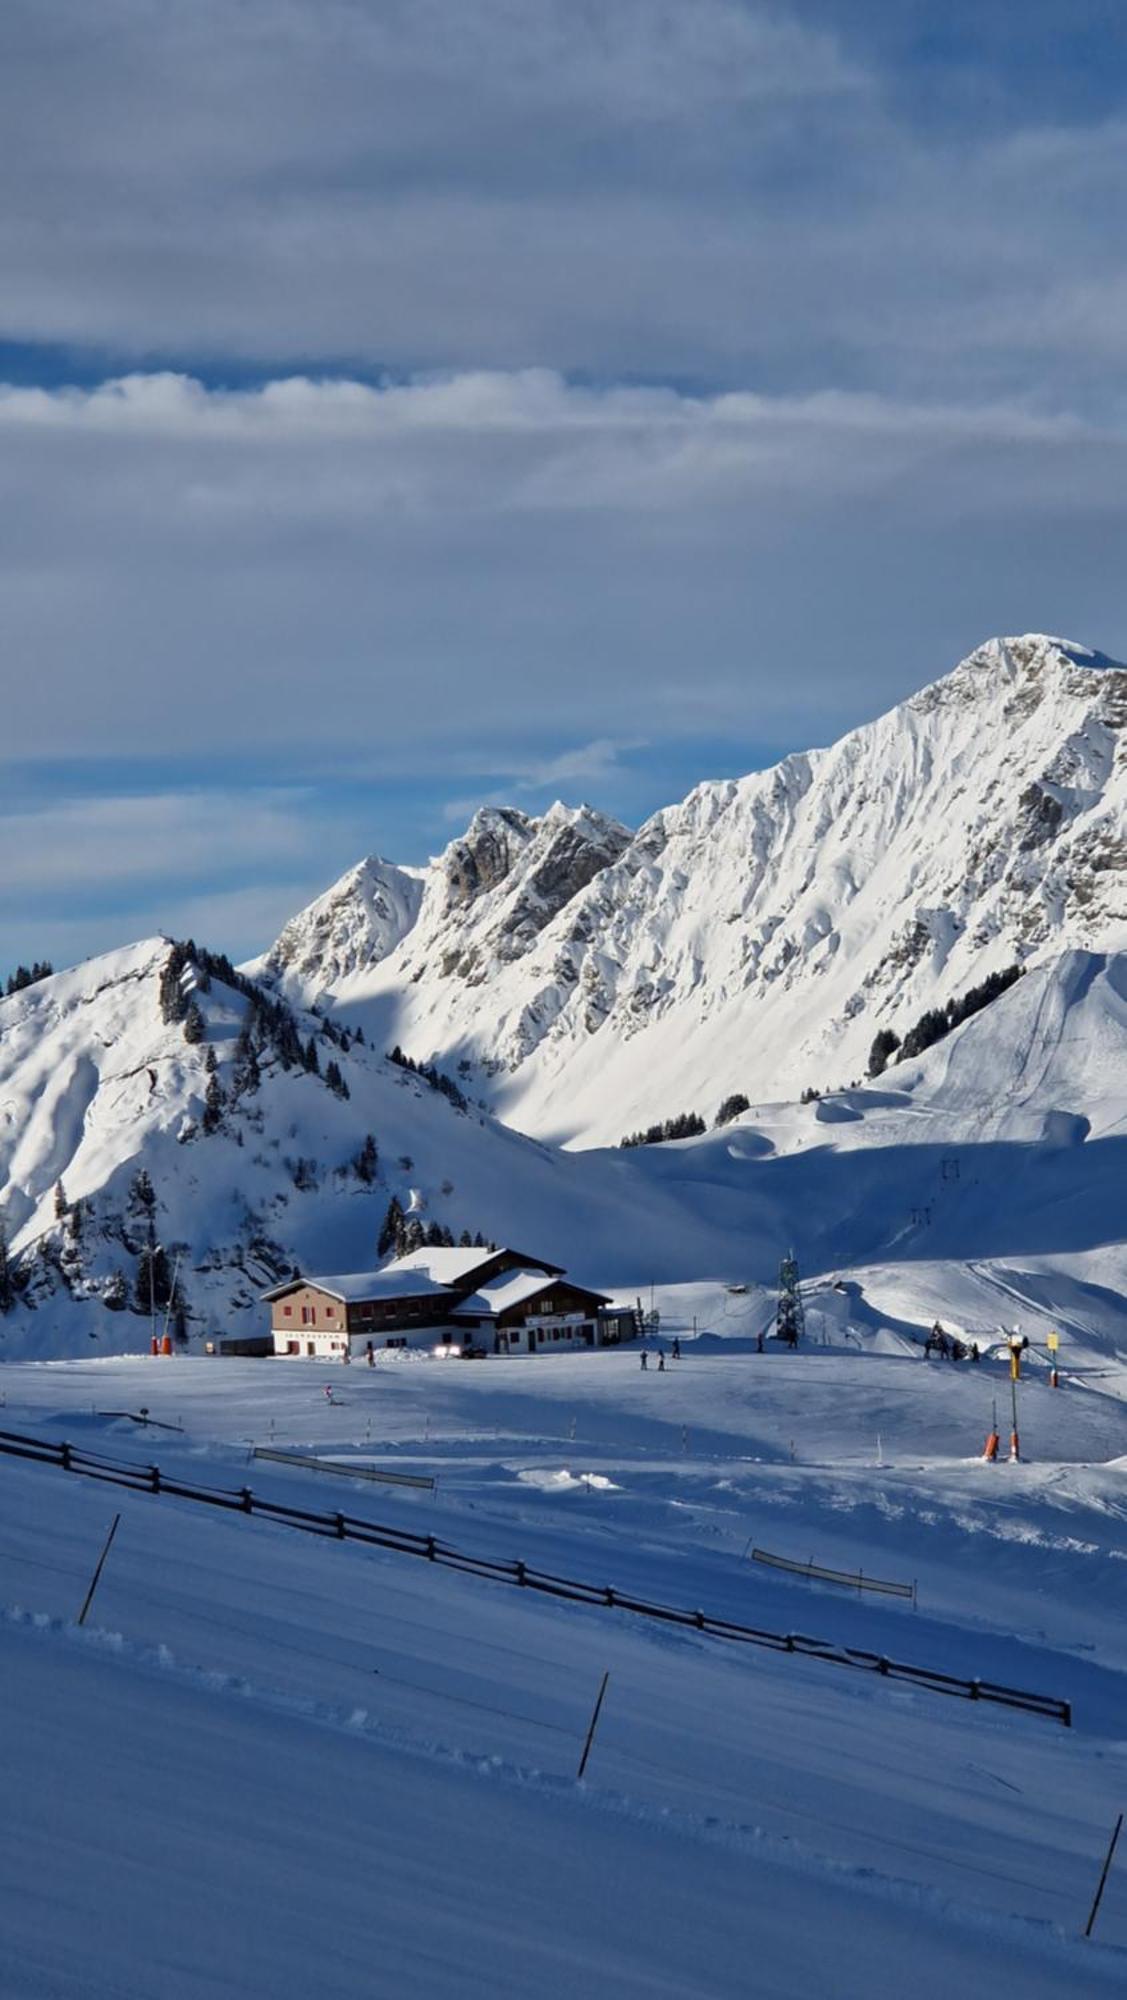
77, 1513, 121, 1628
577, 1671, 610, 1781
1085, 1813, 1123, 1939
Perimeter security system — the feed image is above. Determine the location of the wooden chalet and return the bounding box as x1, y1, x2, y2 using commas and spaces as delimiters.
263, 1244, 635, 1359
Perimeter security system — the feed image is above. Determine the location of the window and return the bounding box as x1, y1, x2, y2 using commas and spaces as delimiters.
286, 1340, 299, 1355
283, 1305, 293, 1318
301, 1306, 310, 1325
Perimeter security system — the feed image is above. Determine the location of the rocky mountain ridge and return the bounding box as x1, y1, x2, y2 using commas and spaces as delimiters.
260, 635, 1127, 1144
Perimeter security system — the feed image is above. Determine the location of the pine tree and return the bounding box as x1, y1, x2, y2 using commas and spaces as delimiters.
0, 1223, 13, 1314
202, 1066, 225, 1134
134, 1242, 172, 1314
232, 1024, 261, 1099
129, 1168, 156, 1218
54, 1179, 69, 1221
102, 1269, 128, 1312
378, 1195, 404, 1259
324, 1059, 350, 1101
183, 1000, 205, 1044
867, 1028, 901, 1078
354, 1134, 379, 1184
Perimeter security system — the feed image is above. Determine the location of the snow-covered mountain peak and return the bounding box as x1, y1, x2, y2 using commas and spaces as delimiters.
257, 798, 633, 1008
256, 631, 1124, 1143
253, 853, 425, 996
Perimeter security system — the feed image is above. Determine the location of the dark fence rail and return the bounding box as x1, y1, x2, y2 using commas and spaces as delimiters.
0, 1426, 1071, 1727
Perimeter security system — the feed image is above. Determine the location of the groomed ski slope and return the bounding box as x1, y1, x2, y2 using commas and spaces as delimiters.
2, 1340, 1126, 1997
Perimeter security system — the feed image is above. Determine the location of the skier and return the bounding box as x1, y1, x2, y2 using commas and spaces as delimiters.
640, 1350, 648, 1370
971, 1342, 980, 1364
658, 1352, 665, 1372
366, 1341, 375, 1367
323, 1384, 335, 1403
671, 1338, 681, 1361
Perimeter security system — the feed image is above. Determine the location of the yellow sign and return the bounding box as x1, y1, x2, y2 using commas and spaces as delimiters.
1047, 1332, 1060, 1352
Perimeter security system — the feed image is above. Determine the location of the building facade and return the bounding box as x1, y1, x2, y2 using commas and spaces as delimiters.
263, 1246, 635, 1359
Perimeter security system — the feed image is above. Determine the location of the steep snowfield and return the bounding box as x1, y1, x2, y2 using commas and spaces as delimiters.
262, 635, 1125, 1144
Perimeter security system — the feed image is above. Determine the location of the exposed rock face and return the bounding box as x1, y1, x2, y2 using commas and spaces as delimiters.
260, 636, 1127, 1143
441, 809, 535, 911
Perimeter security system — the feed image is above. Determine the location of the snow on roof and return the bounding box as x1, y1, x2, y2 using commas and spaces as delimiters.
262, 1270, 451, 1304
452, 1269, 608, 1319
381, 1246, 502, 1285
381, 1245, 563, 1285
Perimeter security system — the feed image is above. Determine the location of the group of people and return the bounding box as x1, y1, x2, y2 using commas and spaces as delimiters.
640, 1337, 681, 1371
924, 1321, 979, 1363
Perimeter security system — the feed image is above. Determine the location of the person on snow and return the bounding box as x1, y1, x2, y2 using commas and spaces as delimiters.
366, 1341, 375, 1367
671, 1338, 681, 1361
640, 1349, 648, 1370
658, 1352, 665, 1372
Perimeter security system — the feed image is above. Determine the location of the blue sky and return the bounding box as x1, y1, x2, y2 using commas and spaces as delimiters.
2, 1, 1125, 971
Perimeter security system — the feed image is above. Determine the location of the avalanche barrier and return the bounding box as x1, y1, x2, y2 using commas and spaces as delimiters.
0, 1425, 1071, 1727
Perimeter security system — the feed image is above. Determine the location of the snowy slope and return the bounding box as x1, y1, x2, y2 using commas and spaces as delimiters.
2, 1347, 1127, 1993
261, 635, 1126, 1145
2, 932, 1125, 1363
0, 938, 777, 1358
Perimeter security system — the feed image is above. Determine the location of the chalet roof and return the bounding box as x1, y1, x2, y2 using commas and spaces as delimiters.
380, 1245, 564, 1286
452, 1269, 610, 1319
261, 1270, 451, 1305
263, 1245, 570, 1310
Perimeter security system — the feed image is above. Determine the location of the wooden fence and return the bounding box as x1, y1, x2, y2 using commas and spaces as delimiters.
0, 1425, 1070, 1727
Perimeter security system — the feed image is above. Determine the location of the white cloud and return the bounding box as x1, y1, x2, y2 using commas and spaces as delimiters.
0, 788, 316, 895
0, 367, 1124, 777
0, 1, 1123, 406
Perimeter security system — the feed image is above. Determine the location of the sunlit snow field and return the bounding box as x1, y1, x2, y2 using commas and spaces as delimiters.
3, 1324, 1127, 1997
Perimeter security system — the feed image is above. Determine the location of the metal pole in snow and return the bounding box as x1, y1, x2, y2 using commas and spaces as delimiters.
1085, 1812, 1123, 1939
161, 1250, 182, 1349
577, 1670, 610, 1781
1010, 1365, 1020, 1461
77, 1513, 121, 1628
